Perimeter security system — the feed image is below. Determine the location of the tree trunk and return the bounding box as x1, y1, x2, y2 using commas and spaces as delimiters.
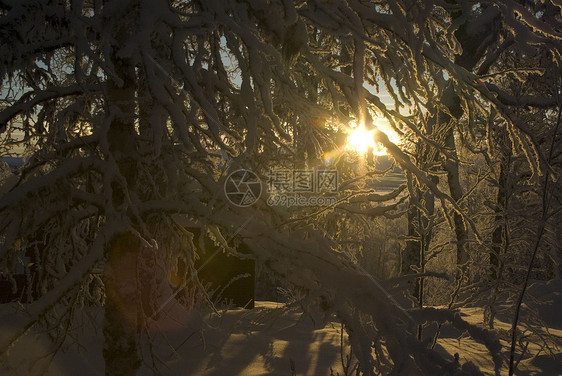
439, 4, 501, 269
103, 234, 142, 375
403, 170, 437, 340
102, 3, 141, 373
442, 127, 469, 268
490, 157, 509, 281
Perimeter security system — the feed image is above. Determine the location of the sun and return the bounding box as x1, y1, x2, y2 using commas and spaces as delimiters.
346, 125, 374, 152
345, 119, 400, 156
345, 123, 387, 156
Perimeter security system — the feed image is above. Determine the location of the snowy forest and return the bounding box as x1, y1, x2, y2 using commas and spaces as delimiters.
0, 0, 561, 375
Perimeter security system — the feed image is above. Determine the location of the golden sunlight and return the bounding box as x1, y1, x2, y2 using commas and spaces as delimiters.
346, 124, 375, 153
345, 119, 400, 156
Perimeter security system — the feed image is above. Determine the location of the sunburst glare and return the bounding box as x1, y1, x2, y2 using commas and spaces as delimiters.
345, 121, 390, 156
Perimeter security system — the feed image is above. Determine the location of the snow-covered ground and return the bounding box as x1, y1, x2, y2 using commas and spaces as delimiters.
1, 287, 561, 376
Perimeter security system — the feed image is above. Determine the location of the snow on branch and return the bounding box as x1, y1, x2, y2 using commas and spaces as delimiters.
0, 84, 100, 133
